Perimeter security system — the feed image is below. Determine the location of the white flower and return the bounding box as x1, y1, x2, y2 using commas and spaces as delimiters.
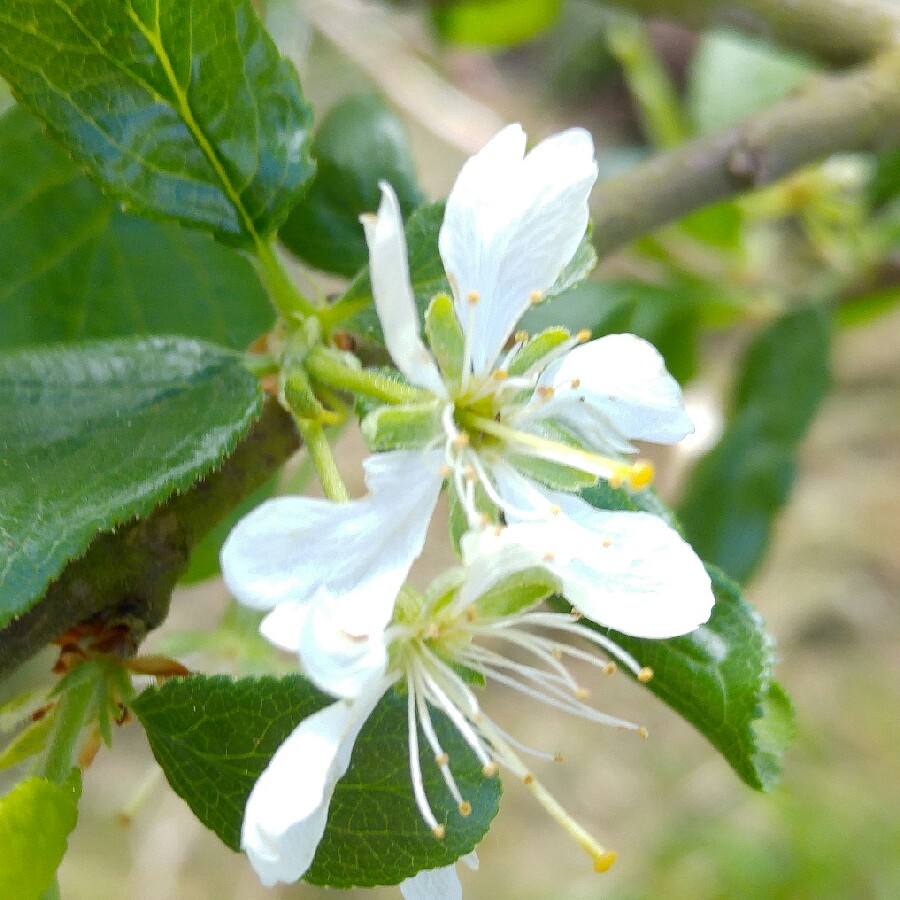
239, 526, 694, 890
364, 123, 712, 637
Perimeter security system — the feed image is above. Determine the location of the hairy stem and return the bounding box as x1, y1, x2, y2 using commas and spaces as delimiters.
296, 418, 350, 502
591, 49, 900, 260
595, 0, 900, 66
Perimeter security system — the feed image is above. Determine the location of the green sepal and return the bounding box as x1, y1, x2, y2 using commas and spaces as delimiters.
361, 400, 443, 451
545, 225, 597, 300
426, 293, 466, 390
474, 567, 561, 620
507, 453, 598, 492
507, 327, 571, 376
0, 714, 56, 771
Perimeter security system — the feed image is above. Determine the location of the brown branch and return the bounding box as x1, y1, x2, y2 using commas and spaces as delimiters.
591, 49, 900, 260
594, 0, 900, 67
0, 401, 300, 680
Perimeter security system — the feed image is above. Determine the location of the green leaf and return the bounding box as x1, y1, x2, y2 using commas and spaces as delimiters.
0, 771, 81, 900
520, 279, 700, 384
0, 337, 263, 630
434, 0, 563, 47
0, 714, 56, 771
0, 0, 313, 244
678, 307, 831, 582
132, 674, 501, 887
280, 93, 424, 277
687, 30, 814, 135
559, 561, 791, 791
0, 107, 272, 351
868, 147, 900, 210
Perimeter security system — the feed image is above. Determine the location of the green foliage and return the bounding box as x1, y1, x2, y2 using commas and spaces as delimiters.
280, 93, 424, 277
433, 0, 563, 47
0, 338, 263, 629
0, 771, 81, 900
0, 107, 272, 351
521, 279, 702, 383
678, 307, 831, 582
687, 30, 814, 135
0, 0, 314, 244
132, 674, 501, 887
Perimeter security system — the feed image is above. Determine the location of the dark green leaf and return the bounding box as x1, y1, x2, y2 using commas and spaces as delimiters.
0, 771, 81, 900
678, 307, 831, 582
433, 0, 563, 47
0, 107, 272, 351
0, 338, 263, 629
867, 147, 900, 210
132, 674, 501, 887
0, 0, 313, 244
280, 93, 424, 277
520, 279, 700, 383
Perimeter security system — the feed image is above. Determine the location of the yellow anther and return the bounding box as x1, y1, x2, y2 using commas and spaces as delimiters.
482, 762, 498, 777
576, 329, 591, 342
554, 752, 566, 763
439, 464, 452, 477
458, 802, 472, 817
479, 512, 492, 527
467, 290, 480, 304
472, 712, 485, 724
570, 378, 581, 389
602, 538, 612, 548
435, 752, 450, 766
339, 630, 369, 644
425, 623, 440, 640
465, 607, 477, 623
570, 609, 583, 621
453, 432, 470, 449
628, 460, 655, 490
604, 662, 617, 676
491, 369, 509, 381
637, 667, 654, 684
463, 465, 477, 482
432, 825, 446, 840
536, 386, 556, 400
514, 330, 529, 343
543, 551, 556, 562
551, 647, 563, 660
529, 290, 544, 304
523, 773, 535, 785
593, 850, 617, 873
574, 687, 590, 700
493, 525, 504, 536
638, 726, 649, 740
608, 473, 623, 490
549, 504, 561, 516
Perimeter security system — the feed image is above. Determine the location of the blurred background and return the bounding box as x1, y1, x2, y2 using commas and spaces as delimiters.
5, 0, 898, 897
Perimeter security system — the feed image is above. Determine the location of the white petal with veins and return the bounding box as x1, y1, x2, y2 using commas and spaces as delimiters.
400, 864, 464, 900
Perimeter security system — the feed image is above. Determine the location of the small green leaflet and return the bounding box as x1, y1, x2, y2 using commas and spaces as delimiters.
678, 306, 831, 583
0, 771, 81, 900
433, 0, 563, 48
0, 0, 314, 244
280, 93, 425, 277
578, 483, 793, 790
0, 337, 263, 629
132, 674, 501, 887
0, 107, 272, 351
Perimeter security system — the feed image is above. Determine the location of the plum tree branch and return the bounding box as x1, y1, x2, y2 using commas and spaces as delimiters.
591, 49, 900, 260
594, 0, 900, 67
0, 402, 300, 680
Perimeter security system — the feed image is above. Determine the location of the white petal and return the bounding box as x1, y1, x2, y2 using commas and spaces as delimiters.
221, 450, 444, 611
440, 126, 597, 374
260, 601, 310, 654
494, 469, 713, 638
242, 677, 391, 886
400, 864, 463, 900
537, 334, 693, 444
362, 183, 446, 395
296, 587, 392, 699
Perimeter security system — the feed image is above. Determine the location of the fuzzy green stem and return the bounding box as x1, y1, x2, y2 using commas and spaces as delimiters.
297, 419, 350, 502
255, 238, 320, 320
606, 18, 688, 149
41, 679, 93, 785
306, 348, 432, 405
